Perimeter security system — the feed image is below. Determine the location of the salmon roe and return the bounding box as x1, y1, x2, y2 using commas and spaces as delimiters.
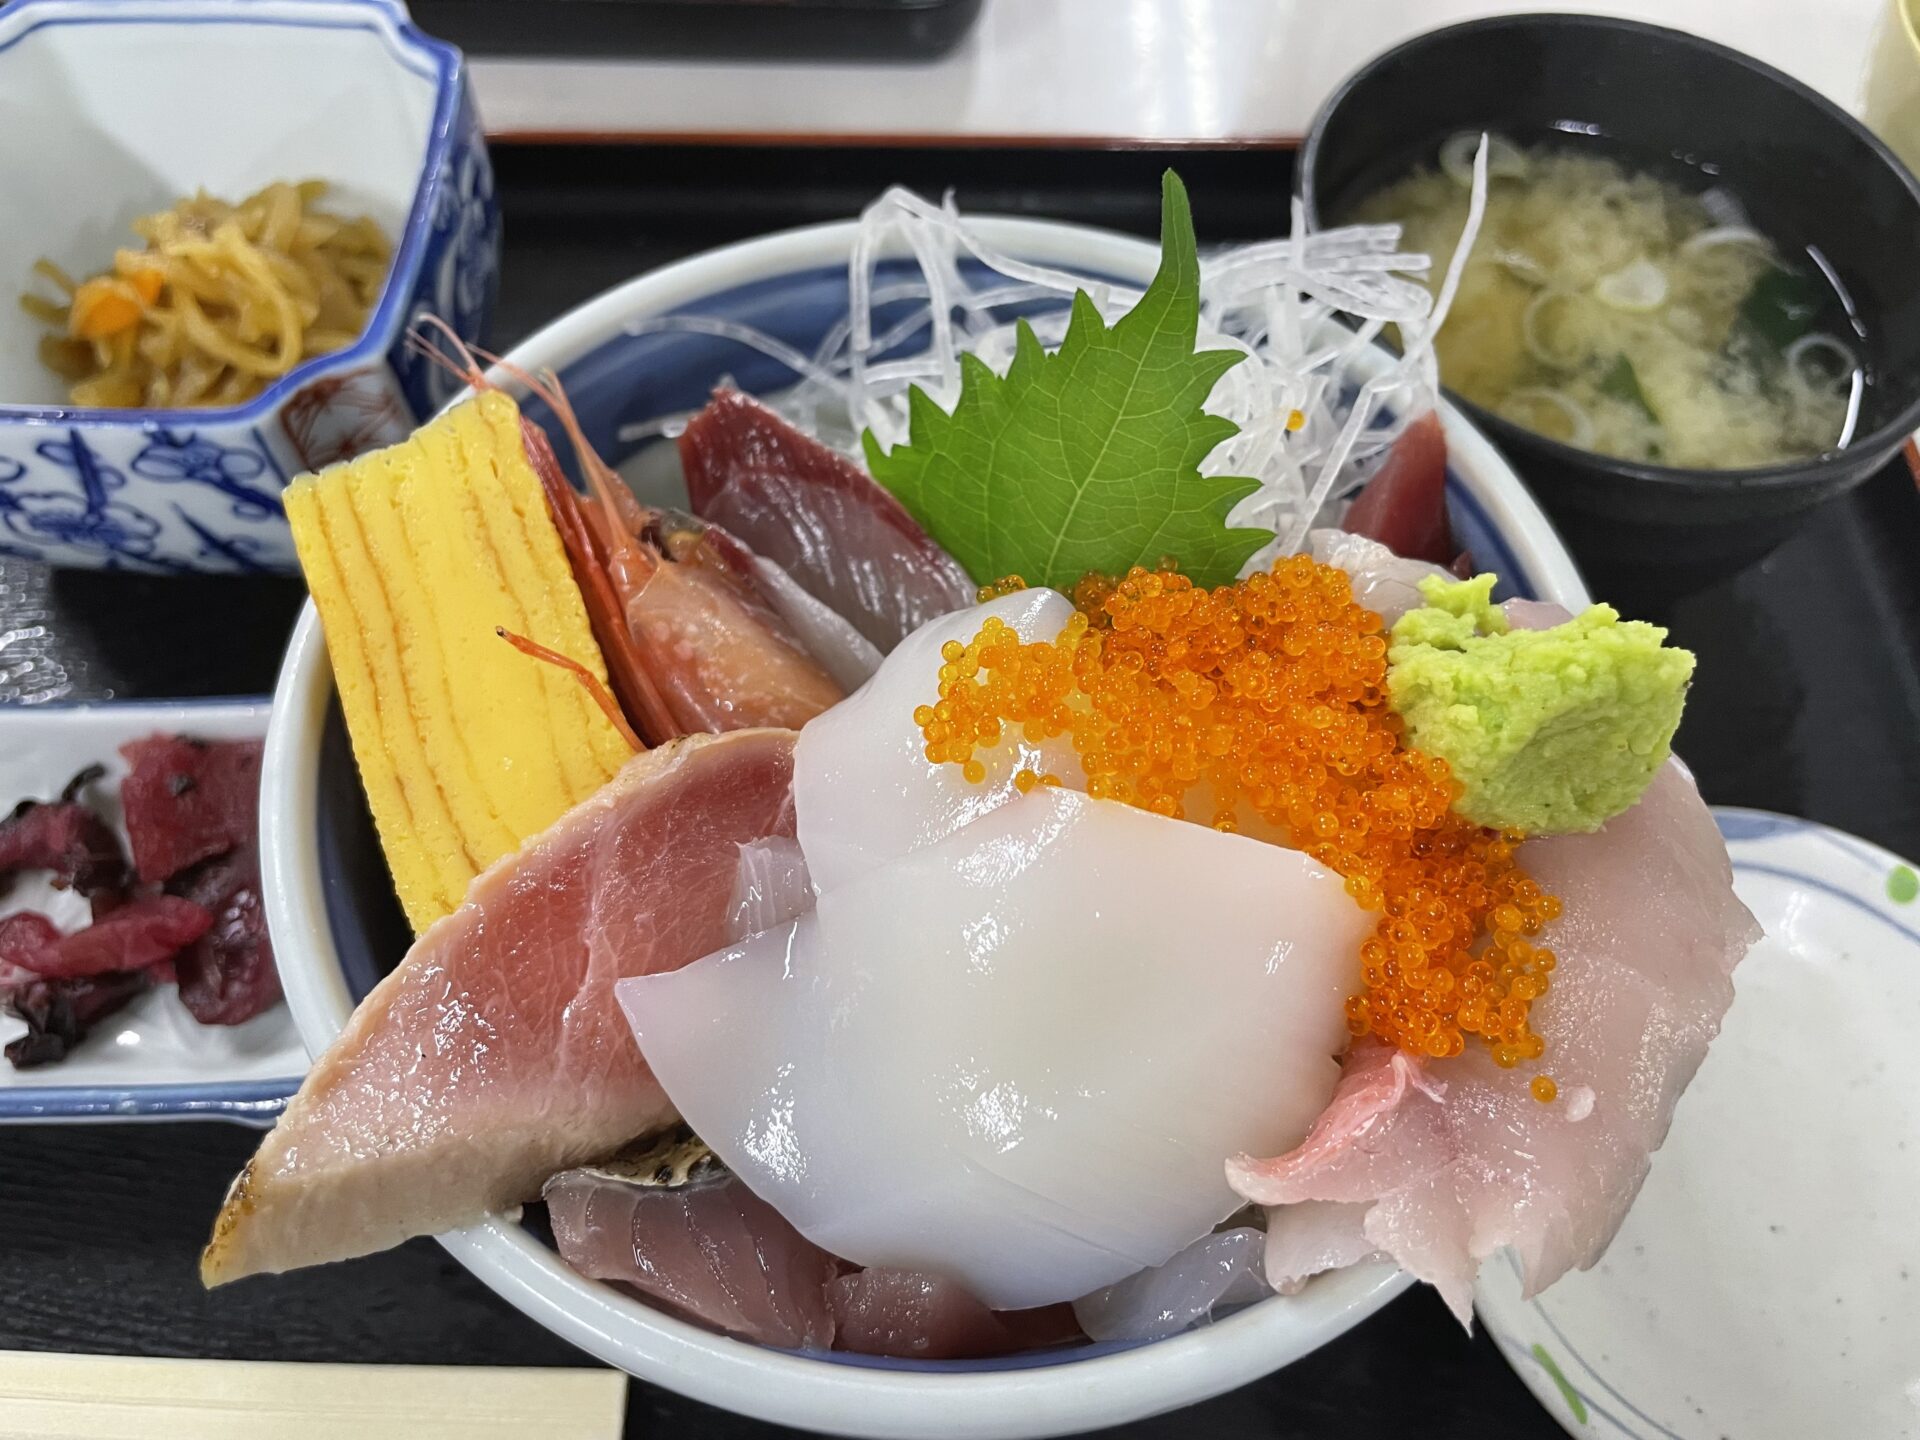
916, 559, 1563, 1088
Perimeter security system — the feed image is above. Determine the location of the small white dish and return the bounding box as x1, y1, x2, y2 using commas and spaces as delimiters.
1476, 808, 1920, 1440
0, 698, 303, 1125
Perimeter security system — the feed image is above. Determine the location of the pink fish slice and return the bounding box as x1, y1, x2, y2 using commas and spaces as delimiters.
202, 728, 795, 1285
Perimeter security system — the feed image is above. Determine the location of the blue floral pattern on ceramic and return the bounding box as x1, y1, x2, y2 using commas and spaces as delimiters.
0, 0, 494, 575
131, 429, 287, 520
390, 79, 499, 419
0, 432, 160, 563
0, 426, 292, 574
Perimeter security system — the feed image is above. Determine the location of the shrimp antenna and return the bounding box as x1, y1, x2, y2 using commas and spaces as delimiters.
496, 627, 644, 755
406, 316, 495, 395
405, 322, 640, 537
455, 340, 646, 535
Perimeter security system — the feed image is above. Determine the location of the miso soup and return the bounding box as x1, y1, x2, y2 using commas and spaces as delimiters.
1353, 135, 1863, 469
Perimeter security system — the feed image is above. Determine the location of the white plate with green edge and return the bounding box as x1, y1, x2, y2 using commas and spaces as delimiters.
1476, 807, 1920, 1440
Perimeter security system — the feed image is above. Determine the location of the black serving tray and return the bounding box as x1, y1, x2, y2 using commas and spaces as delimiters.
408, 0, 984, 62
2, 142, 1914, 1440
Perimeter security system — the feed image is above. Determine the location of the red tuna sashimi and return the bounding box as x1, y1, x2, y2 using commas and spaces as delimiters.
543, 1158, 1081, 1358
118, 735, 263, 884
545, 1163, 838, 1349
1231, 760, 1760, 1322
1340, 412, 1456, 567
679, 390, 976, 651
202, 728, 797, 1284
828, 1272, 1082, 1360
0, 895, 211, 980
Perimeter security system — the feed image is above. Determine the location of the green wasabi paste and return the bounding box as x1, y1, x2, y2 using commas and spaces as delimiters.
1386, 574, 1694, 834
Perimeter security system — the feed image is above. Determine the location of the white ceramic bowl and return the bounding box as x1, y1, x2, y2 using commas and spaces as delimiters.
0, 0, 496, 573
261, 216, 1592, 1438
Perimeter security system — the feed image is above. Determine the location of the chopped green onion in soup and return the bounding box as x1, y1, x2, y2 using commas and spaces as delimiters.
1353, 140, 1859, 468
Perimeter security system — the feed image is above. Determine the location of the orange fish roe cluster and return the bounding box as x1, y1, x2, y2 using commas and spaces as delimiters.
916, 558, 1565, 1086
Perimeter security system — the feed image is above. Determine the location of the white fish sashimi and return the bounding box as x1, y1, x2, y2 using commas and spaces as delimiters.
1309, 528, 1452, 624
1232, 761, 1761, 1321
750, 554, 885, 693
792, 587, 1084, 894
622, 785, 1368, 1310
1073, 1227, 1271, 1343
1261, 1199, 1381, 1295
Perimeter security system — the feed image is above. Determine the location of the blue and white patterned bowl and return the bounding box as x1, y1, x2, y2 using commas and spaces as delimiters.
263, 218, 1592, 1437
0, 0, 496, 574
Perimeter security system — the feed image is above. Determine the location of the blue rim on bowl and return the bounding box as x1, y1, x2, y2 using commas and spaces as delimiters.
263, 216, 1590, 1437
0, 0, 461, 430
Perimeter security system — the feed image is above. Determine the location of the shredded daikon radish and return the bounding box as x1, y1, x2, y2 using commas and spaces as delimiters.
618, 150, 1493, 565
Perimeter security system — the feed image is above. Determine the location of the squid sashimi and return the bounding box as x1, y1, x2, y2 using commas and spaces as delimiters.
1233, 760, 1760, 1320
1073, 1228, 1269, 1344
679, 389, 976, 652
203, 729, 795, 1285
792, 588, 1086, 894
622, 784, 1368, 1310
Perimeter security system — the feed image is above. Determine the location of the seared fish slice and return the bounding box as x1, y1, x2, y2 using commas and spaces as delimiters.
203, 728, 795, 1285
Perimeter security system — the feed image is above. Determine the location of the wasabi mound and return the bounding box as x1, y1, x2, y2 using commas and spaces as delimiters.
1387, 575, 1694, 834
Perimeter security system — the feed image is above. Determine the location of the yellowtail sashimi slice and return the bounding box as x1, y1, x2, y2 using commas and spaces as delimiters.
203, 728, 796, 1285
1233, 759, 1760, 1321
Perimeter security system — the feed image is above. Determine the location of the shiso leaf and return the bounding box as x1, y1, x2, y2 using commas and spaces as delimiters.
861, 171, 1266, 590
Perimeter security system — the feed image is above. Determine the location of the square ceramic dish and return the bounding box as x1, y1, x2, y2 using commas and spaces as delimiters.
0, 699, 303, 1124
0, 0, 496, 573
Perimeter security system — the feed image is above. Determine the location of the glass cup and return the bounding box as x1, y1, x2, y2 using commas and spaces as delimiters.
1863, 0, 1920, 174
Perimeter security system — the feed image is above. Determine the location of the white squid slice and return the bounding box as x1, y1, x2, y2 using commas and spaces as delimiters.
793, 587, 1085, 894
622, 785, 1368, 1310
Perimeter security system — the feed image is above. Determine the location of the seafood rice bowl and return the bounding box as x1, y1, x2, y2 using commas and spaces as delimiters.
230, 166, 1757, 1436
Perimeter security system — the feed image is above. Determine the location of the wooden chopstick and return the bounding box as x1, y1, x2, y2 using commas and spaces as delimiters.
0, 1350, 627, 1439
